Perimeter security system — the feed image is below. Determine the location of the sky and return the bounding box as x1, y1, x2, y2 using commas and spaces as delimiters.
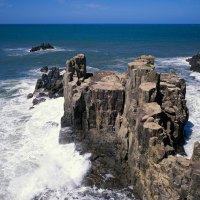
0, 0, 200, 24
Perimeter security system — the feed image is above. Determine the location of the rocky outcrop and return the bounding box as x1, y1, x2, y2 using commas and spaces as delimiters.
30, 43, 54, 52
61, 55, 127, 187
61, 54, 200, 199
29, 67, 64, 105
117, 56, 191, 199
187, 53, 200, 72
66, 54, 87, 80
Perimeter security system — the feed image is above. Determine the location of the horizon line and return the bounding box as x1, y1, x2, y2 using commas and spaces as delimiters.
1, 23, 200, 25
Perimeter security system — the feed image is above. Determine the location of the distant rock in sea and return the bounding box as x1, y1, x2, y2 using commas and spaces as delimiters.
186, 52, 200, 72
30, 43, 54, 52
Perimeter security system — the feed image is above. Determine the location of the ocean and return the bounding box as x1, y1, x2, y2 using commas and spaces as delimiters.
0, 24, 200, 200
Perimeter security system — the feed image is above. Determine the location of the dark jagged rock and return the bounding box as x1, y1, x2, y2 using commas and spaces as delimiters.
30, 43, 54, 52
32, 97, 46, 105
30, 66, 64, 105
187, 53, 200, 72
27, 93, 33, 99
34, 67, 63, 97
40, 66, 48, 73
61, 55, 200, 199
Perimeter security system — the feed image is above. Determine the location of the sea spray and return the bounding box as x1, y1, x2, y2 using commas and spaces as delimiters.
0, 79, 91, 200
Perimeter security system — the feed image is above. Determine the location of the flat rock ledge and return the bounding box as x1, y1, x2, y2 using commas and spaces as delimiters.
60, 54, 200, 199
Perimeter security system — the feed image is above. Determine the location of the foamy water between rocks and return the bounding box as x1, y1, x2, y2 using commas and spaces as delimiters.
0, 79, 92, 200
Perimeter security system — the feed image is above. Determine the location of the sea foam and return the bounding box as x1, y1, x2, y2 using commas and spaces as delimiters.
0, 78, 91, 200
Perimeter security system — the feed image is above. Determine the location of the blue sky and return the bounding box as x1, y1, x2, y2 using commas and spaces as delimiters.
0, 0, 200, 24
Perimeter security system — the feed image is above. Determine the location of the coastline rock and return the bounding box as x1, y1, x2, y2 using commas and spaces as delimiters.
187, 53, 200, 72
40, 66, 48, 73
66, 54, 87, 81
30, 43, 54, 52
34, 67, 63, 97
61, 63, 127, 188
30, 66, 64, 106
61, 54, 199, 199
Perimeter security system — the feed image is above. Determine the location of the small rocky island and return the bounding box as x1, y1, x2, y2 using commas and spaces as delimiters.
30, 43, 54, 52
59, 54, 200, 199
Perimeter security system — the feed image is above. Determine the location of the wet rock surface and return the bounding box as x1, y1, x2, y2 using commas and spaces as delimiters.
61, 54, 200, 199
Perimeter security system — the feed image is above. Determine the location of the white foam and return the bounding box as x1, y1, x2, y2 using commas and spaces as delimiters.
190, 71, 200, 82
3, 47, 30, 56
87, 66, 100, 72
0, 78, 91, 200
156, 57, 190, 67
184, 76, 200, 157
3, 46, 67, 57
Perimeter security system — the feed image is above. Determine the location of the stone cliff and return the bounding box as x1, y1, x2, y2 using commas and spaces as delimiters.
61, 54, 200, 199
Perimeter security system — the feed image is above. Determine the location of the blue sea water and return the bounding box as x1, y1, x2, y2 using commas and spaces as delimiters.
0, 24, 200, 79
0, 24, 200, 200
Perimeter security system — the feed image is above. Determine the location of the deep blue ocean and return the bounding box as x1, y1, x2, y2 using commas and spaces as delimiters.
0, 24, 200, 79
0, 24, 200, 200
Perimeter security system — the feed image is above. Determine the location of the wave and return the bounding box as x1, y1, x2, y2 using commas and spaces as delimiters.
0, 76, 135, 200
87, 66, 100, 72
3, 47, 30, 56
0, 78, 91, 200
2, 46, 71, 57
156, 57, 190, 67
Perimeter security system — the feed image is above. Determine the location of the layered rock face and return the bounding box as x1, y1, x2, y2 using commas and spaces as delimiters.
187, 53, 200, 72
61, 54, 200, 199
66, 54, 87, 80
61, 54, 128, 188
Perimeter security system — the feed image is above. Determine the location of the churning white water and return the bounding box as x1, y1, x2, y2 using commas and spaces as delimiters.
0, 77, 134, 200
0, 78, 91, 200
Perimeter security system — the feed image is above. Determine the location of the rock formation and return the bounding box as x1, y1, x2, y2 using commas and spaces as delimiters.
187, 53, 200, 72
29, 67, 64, 105
30, 43, 54, 52
66, 54, 87, 80
61, 54, 200, 199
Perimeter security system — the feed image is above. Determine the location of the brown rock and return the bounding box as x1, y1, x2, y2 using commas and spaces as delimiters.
60, 54, 197, 200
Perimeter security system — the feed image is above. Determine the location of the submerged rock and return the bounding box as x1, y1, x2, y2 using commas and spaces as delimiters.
30, 43, 54, 52
60, 54, 200, 199
32, 97, 46, 105
27, 93, 33, 99
40, 66, 48, 73
187, 52, 200, 72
